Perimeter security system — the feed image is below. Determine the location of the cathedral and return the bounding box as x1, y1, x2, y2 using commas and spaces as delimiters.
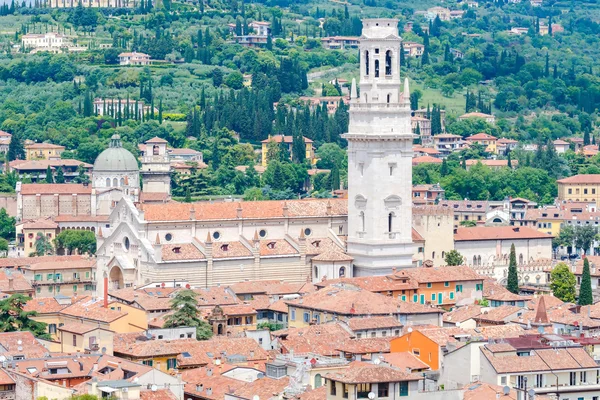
94, 19, 416, 295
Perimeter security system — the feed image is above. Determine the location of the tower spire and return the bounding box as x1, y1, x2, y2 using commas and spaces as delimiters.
351, 78, 357, 101
403, 78, 410, 107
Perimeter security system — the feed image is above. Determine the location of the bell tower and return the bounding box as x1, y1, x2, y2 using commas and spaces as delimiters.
343, 18, 414, 276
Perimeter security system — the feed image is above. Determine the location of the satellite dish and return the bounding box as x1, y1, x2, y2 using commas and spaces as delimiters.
133, 377, 139, 383
368, 392, 376, 400
215, 359, 221, 365
185, 284, 191, 289
407, 327, 413, 333
455, 321, 461, 328
503, 386, 511, 395
528, 389, 535, 397
373, 358, 381, 365
17, 340, 22, 345
101, 347, 107, 354
253, 396, 260, 400
151, 385, 158, 392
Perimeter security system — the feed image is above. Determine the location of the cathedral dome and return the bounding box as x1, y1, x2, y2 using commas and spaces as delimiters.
93, 134, 138, 172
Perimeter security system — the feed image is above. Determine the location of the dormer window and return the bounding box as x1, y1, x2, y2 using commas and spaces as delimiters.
221, 244, 229, 251
312, 240, 321, 248
267, 242, 276, 249
172, 247, 181, 254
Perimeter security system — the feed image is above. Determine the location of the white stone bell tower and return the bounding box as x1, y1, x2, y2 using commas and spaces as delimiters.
343, 18, 414, 276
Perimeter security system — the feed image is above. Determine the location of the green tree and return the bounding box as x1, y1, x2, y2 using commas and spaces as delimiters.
507, 243, 519, 294
34, 232, 53, 256
55, 167, 65, 184
163, 290, 213, 340
73, 165, 90, 184
54, 229, 96, 255
7, 131, 24, 161
460, 220, 477, 227
579, 257, 594, 305
211, 68, 224, 87
224, 72, 244, 90
444, 249, 464, 266
0, 238, 8, 257
45, 166, 53, 184
0, 208, 15, 241
550, 262, 576, 303
575, 225, 597, 254
0, 294, 49, 339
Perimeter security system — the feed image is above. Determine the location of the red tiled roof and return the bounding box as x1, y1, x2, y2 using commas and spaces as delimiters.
325, 361, 422, 383
19, 183, 92, 195
412, 155, 442, 165
557, 174, 600, 184
141, 199, 346, 221
454, 226, 552, 241
466, 133, 497, 141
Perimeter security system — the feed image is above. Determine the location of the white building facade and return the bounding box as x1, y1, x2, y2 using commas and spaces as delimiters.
344, 19, 414, 276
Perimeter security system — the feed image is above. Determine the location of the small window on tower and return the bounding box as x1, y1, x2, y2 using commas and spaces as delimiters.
375, 60, 380, 78
375, 48, 380, 54
359, 163, 364, 176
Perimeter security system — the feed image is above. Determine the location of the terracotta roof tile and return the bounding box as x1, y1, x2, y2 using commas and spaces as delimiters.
229, 376, 290, 400
287, 284, 441, 316
0, 369, 15, 385
474, 306, 525, 323
61, 297, 127, 323
258, 239, 298, 257
141, 199, 347, 221
210, 241, 253, 258
443, 305, 483, 324
347, 316, 403, 331
454, 226, 552, 241
229, 280, 314, 296
161, 244, 206, 261
140, 389, 178, 400
273, 322, 354, 356
396, 266, 484, 284
0, 331, 48, 359
19, 183, 92, 195
325, 361, 422, 384
412, 155, 443, 165
19, 217, 58, 230
381, 352, 429, 371
182, 366, 244, 400
557, 174, 600, 184
315, 275, 419, 292
311, 249, 353, 262
466, 133, 497, 141
0, 269, 32, 293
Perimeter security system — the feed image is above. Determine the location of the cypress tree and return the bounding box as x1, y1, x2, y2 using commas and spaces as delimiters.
328, 163, 340, 191
545, 53, 550, 77
45, 166, 53, 183
507, 243, 520, 294
440, 158, 449, 176
158, 98, 163, 124
55, 167, 65, 183
579, 257, 593, 305
507, 151, 512, 168
7, 131, 24, 161
584, 131, 590, 146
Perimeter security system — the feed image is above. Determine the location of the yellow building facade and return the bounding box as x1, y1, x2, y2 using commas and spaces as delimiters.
25, 142, 65, 160
557, 175, 600, 203
261, 135, 316, 167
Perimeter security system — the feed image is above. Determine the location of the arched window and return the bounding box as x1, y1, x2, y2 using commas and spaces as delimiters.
120, 177, 125, 186
385, 50, 392, 75
388, 212, 394, 233
113, 178, 118, 187
314, 266, 318, 279
375, 59, 380, 77
360, 211, 365, 232
314, 374, 322, 388
153, 145, 159, 155
387, 93, 391, 103
477, 255, 482, 266
339, 266, 346, 278
519, 254, 524, 265
365, 51, 369, 75
106, 178, 111, 187
432, 251, 435, 259
473, 255, 477, 266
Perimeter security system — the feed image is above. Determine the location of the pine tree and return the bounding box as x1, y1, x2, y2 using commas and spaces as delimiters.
545, 53, 550, 77
579, 257, 594, 305
45, 166, 53, 183
292, 132, 305, 164
507, 243, 520, 294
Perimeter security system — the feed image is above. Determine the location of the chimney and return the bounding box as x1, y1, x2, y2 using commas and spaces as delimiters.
7, 277, 13, 291
236, 203, 243, 219
103, 272, 108, 308
190, 206, 196, 220
93, 363, 98, 371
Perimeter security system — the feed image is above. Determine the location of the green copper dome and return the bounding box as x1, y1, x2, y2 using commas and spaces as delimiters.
93, 134, 139, 172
